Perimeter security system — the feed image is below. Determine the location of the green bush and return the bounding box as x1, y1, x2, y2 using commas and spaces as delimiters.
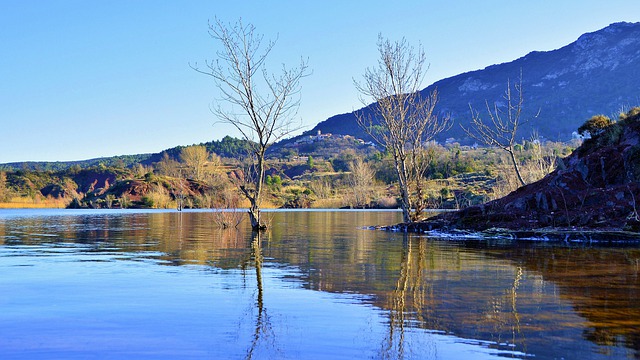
266, 175, 282, 188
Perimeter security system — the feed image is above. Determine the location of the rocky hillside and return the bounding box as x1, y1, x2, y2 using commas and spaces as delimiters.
409, 108, 640, 235
1, 166, 216, 209
306, 22, 640, 144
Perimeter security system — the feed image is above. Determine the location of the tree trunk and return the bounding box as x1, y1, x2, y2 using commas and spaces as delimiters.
508, 147, 526, 187
396, 155, 412, 223
249, 152, 266, 231
248, 201, 261, 231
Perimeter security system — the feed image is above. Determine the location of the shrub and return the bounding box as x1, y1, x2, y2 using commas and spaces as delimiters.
266, 174, 282, 188
141, 184, 172, 209
119, 194, 130, 208
628, 107, 640, 120
577, 114, 613, 137
619, 107, 640, 121
105, 194, 115, 208
375, 196, 398, 208
600, 122, 624, 145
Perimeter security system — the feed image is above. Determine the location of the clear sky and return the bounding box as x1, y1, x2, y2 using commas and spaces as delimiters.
1, 0, 639, 163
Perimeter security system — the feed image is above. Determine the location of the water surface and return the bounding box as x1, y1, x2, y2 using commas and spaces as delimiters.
0, 209, 638, 359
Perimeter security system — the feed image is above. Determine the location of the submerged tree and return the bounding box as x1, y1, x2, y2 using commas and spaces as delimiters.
355, 35, 450, 223
193, 18, 308, 230
462, 74, 536, 187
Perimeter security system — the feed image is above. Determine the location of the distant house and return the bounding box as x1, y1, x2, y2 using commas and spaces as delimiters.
294, 137, 314, 145
294, 130, 333, 145
315, 130, 332, 141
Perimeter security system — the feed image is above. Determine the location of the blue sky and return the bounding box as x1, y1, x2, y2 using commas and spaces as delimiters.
1, 0, 639, 163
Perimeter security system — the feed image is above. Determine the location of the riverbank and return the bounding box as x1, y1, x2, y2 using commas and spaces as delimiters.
381, 223, 640, 242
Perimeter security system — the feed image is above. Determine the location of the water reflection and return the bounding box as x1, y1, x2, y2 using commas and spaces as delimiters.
242, 231, 275, 360
1, 210, 639, 359
384, 235, 417, 359
487, 243, 640, 352
371, 236, 639, 358
374, 234, 529, 359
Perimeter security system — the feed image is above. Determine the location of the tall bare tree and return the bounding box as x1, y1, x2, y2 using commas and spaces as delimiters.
462, 74, 535, 187
347, 157, 375, 208
155, 153, 181, 178
193, 18, 308, 230
355, 35, 450, 223
180, 145, 209, 181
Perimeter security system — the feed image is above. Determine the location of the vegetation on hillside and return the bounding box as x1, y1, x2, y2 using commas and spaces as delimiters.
6, 106, 638, 230
0, 127, 576, 215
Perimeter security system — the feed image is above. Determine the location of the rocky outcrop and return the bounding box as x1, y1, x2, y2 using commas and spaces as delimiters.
410, 109, 640, 236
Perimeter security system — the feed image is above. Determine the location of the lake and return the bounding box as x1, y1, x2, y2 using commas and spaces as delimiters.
0, 209, 638, 359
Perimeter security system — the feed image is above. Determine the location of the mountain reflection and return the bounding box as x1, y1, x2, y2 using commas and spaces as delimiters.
1, 210, 639, 358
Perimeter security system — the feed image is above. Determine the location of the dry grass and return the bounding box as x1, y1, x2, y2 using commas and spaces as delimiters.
0, 196, 71, 209
311, 198, 345, 208
374, 196, 398, 208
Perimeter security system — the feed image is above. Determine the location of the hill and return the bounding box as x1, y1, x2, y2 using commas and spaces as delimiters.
0, 154, 157, 172
305, 22, 640, 145
0, 136, 253, 172
406, 107, 640, 237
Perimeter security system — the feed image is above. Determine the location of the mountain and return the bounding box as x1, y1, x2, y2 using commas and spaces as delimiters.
305, 22, 640, 144
3, 22, 639, 169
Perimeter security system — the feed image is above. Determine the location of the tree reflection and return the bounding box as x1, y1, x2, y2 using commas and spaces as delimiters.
378, 234, 534, 359
510, 266, 524, 351
501, 245, 640, 352
381, 234, 435, 359
243, 231, 275, 360
481, 263, 526, 350
382, 234, 409, 359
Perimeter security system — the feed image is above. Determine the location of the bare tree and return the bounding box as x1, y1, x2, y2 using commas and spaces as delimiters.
193, 18, 308, 230
355, 35, 450, 223
462, 74, 535, 187
180, 145, 209, 181
347, 157, 375, 208
155, 153, 181, 178
527, 131, 556, 183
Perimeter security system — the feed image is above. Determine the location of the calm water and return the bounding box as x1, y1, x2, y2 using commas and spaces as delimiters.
0, 209, 639, 359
